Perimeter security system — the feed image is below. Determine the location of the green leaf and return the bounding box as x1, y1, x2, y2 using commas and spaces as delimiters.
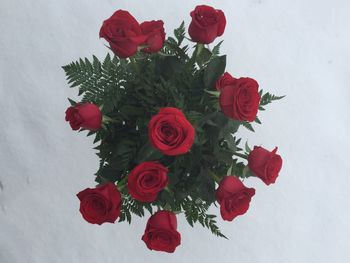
67, 98, 77, 106
241, 121, 255, 132
212, 40, 224, 56
96, 165, 121, 183
204, 89, 220, 98
225, 134, 237, 151
174, 21, 186, 45
134, 142, 163, 163
119, 105, 145, 118
203, 55, 226, 89
260, 92, 285, 106
196, 169, 216, 203
255, 116, 262, 124
196, 46, 212, 66
245, 141, 251, 153
62, 54, 126, 112
156, 56, 182, 80
219, 119, 240, 140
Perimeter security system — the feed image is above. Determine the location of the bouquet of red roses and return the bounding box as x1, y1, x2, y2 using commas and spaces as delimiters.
63, 5, 283, 253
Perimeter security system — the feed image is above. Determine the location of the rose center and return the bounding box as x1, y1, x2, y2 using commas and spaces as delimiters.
140, 173, 159, 190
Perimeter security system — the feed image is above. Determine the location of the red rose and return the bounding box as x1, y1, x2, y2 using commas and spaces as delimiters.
188, 5, 226, 44
215, 72, 236, 91
142, 211, 181, 253
140, 20, 166, 53
216, 176, 255, 221
99, 10, 146, 58
65, 103, 102, 131
248, 146, 283, 185
77, 183, 122, 225
128, 161, 168, 202
148, 107, 195, 156
219, 77, 261, 122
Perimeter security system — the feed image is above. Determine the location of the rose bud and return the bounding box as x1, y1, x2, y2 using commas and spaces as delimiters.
248, 146, 283, 185
216, 176, 255, 221
65, 103, 102, 131
219, 77, 260, 122
188, 5, 226, 44
148, 107, 195, 156
99, 10, 146, 58
128, 161, 168, 202
140, 20, 166, 53
142, 211, 181, 253
215, 72, 236, 91
77, 183, 122, 225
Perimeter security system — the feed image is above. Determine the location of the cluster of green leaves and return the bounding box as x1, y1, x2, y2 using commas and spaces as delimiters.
63, 22, 283, 238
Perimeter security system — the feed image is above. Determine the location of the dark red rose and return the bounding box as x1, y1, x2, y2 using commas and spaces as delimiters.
77, 183, 122, 225
142, 211, 181, 253
140, 20, 166, 53
188, 5, 226, 44
65, 103, 102, 131
248, 146, 283, 185
215, 72, 236, 91
99, 10, 146, 58
128, 161, 168, 202
148, 107, 195, 156
219, 77, 261, 122
216, 176, 255, 221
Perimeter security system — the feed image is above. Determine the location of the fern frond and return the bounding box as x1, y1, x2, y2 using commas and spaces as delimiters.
259, 91, 285, 107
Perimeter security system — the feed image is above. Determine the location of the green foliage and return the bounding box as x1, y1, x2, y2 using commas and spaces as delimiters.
182, 198, 227, 239
119, 195, 153, 223
259, 90, 285, 110
203, 55, 226, 89
212, 40, 224, 56
62, 54, 126, 113
63, 21, 282, 238
174, 21, 186, 45
241, 121, 255, 132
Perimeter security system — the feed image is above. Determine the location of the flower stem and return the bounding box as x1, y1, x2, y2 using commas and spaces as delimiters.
116, 176, 128, 191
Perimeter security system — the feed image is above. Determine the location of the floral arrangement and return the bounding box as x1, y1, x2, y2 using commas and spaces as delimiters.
63, 5, 284, 253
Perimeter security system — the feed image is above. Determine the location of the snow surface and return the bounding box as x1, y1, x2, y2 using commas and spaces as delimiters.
1, 0, 350, 262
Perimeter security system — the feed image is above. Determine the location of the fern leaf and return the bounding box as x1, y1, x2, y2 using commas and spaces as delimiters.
260, 92, 285, 106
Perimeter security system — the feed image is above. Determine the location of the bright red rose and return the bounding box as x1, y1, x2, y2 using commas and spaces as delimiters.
215, 72, 236, 91
219, 77, 261, 122
65, 103, 102, 131
99, 10, 146, 58
248, 146, 283, 185
77, 183, 122, 225
148, 107, 195, 156
140, 20, 166, 53
142, 211, 181, 253
128, 161, 168, 202
216, 176, 255, 221
188, 5, 226, 44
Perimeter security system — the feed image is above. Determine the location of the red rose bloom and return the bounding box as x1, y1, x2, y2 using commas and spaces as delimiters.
140, 20, 166, 53
248, 146, 283, 185
215, 72, 236, 91
142, 211, 181, 253
216, 176, 255, 221
128, 161, 168, 202
188, 5, 226, 44
99, 10, 146, 58
65, 103, 102, 131
148, 107, 195, 156
77, 183, 122, 225
219, 77, 261, 122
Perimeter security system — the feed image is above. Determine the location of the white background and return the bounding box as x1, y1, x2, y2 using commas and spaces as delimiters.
1, 0, 349, 262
